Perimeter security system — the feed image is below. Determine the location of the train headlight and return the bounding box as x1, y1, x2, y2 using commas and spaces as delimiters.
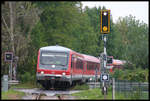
41, 71, 44, 74
90, 78, 92, 81
62, 72, 66, 76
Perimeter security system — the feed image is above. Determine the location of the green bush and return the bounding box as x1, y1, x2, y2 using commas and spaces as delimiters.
20, 72, 35, 83
112, 67, 148, 82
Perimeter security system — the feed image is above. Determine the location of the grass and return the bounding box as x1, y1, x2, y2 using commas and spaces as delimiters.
71, 87, 133, 100
71, 83, 89, 90
2, 81, 148, 100
2, 81, 40, 100
71, 85, 149, 100
10, 81, 41, 89
1, 89, 25, 100
72, 88, 103, 99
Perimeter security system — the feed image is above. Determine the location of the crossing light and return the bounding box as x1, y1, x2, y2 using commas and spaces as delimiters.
107, 56, 113, 65
100, 10, 110, 34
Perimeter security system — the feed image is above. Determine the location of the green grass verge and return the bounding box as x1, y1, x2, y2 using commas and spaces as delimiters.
71, 88, 130, 100
10, 81, 41, 89
2, 89, 25, 100
71, 83, 89, 90
71, 86, 149, 100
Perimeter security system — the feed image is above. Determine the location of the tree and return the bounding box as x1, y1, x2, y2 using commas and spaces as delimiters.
2, 2, 40, 78
112, 15, 148, 69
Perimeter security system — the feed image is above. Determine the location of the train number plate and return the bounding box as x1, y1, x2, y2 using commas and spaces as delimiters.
51, 77, 55, 79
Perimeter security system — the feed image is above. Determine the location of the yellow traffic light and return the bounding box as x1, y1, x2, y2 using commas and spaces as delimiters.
100, 10, 110, 34
103, 26, 108, 31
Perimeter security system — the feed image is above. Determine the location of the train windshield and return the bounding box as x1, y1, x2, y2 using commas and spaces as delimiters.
40, 52, 68, 66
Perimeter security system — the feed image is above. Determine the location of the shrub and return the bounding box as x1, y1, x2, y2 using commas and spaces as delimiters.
20, 72, 35, 83
112, 67, 148, 82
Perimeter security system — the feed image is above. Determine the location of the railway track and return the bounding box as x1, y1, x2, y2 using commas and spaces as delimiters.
14, 88, 80, 100
31, 91, 64, 100
14, 82, 101, 99
32, 92, 77, 100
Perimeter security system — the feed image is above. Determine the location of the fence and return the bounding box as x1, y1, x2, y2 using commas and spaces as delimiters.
114, 79, 149, 99
87, 79, 149, 99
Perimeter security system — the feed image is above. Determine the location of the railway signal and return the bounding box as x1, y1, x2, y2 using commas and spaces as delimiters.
100, 9, 111, 99
107, 56, 113, 65
5, 52, 13, 62
101, 73, 109, 82
100, 10, 110, 34
4, 52, 13, 81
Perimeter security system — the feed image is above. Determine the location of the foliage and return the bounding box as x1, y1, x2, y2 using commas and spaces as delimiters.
112, 68, 148, 82
1, 2, 39, 79
19, 72, 35, 83
110, 15, 148, 69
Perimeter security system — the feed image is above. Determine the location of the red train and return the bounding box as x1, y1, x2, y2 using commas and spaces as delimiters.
109, 59, 126, 73
36, 45, 101, 89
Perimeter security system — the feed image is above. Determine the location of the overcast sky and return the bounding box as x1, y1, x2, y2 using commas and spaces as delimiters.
81, 1, 149, 24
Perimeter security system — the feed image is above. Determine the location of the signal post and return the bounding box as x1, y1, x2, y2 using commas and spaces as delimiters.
100, 10, 110, 99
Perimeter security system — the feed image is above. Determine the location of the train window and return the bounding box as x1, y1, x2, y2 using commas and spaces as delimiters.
87, 62, 89, 70
90, 63, 92, 70
76, 58, 83, 69
91, 62, 93, 70
87, 62, 92, 70
87, 62, 88, 70
40, 51, 68, 66
93, 63, 95, 70
81, 60, 83, 69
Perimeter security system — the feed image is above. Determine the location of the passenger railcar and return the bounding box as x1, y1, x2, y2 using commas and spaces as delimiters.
36, 45, 100, 89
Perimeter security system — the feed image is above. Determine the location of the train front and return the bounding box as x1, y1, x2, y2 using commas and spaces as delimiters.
36, 46, 71, 89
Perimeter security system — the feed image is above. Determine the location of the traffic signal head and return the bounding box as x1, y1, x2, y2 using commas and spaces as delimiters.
100, 10, 110, 34
107, 56, 113, 65
5, 52, 13, 62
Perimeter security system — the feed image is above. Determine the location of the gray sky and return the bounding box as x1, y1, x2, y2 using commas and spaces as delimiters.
81, 1, 149, 24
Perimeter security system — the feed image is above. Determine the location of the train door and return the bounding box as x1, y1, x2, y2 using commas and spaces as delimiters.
71, 55, 74, 81
82, 61, 86, 83
71, 55, 77, 81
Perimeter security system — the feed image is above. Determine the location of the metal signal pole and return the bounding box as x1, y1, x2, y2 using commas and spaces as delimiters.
103, 34, 107, 99
103, 34, 107, 73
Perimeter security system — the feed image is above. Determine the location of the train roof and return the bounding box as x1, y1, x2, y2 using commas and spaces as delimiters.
40, 45, 100, 63
82, 54, 100, 63
113, 59, 126, 65
40, 45, 72, 52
